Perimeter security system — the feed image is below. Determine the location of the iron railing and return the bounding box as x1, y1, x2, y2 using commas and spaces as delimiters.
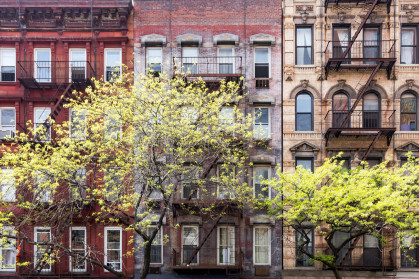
324, 110, 395, 130
172, 247, 243, 269
173, 56, 242, 77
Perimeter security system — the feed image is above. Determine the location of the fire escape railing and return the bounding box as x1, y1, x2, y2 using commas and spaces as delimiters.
172, 56, 242, 77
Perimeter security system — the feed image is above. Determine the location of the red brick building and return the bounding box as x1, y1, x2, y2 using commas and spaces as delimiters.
0, 0, 134, 277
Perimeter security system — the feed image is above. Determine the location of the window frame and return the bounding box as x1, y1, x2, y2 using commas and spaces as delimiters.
363, 25, 382, 62
254, 107, 271, 139
217, 226, 235, 265
295, 227, 314, 267
104, 227, 122, 272
295, 92, 314, 131
253, 226, 271, 265
0, 107, 16, 134
181, 225, 199, 265
104, 167, 122, 202
69, 108, 87, 140
70, 227, 87, 272
295, 25, 314, 65
182, 47, 199, 74
217, 46, 235, 75
147, 226, 163, 264
217, 164, 235, 200
35, 170, 52, 203
254, 46, 271, 78
34, 227, 52, 272
182, 166, 199, 200
0, 226, 16, 271
295, 157, 314, 172
253, 165, 271, 199
146, 47, 163, 75
104, 48, 122, 82
34, 107, 51, 141
332, 24, 351, 60
69, 48, 87, 82
401, 25, 418, 65
400, 91, 418, 131
34, 48, 51, 83
0, 48, 16, 82
1, 168, 15, 202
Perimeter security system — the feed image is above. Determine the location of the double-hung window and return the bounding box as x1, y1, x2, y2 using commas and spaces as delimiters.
218, 226, 235, 265
296, 228, 314, 267
147, 48, 162, 76
34, 227, 52, 272
182, 48, 198, 74
0, 108, 16, 138
69, 49, 87, 81
70, 227, 86, 272
182, 167, 198, 199
254, 48, 270, 78
34, 49, 51, 83
296, 26, 313, 65
253, 166, 271, 199
401, 235, 419, 268
401, 26, 418, 64
1, 168, 15, 202
296, 93, 313, 131
0, 226, 16, 271
217, 165, 235, 200
218, 47, 234, 74
70, 109, 86, 140
104, 168, 122, 202
254, 227, 271, 265
35, 171, 52, 203
105, 227, 122, 271
147, 227, 163, 264
34, 107, 51, 141
0, 49, 15, 82
219, 107, 234, 131
254, 107, 270, 139
71, 168, 86, 201
105, 49, 122, 82
296, 157, 314, 172
105, 109, 122, 140
182, 226, 198, 264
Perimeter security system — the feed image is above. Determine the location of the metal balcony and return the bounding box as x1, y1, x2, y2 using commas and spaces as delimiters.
324, 0, 392, 13
324, 40, 396, 79
173, 56, 242, 81
17, 61, 95, 89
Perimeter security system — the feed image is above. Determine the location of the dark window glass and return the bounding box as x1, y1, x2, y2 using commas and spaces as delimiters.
401, 93, 417, 131
296, 228, 314, 266
363, 27, 380, 64
255, 48, 269, 78
333, 92, 350, 128
401, 236, 419, 268
296, 93, 313, 131
363, 93, 380, 128
401, 26, 417, 64
363, 235, 381, 266
296, 27, 313, 65
254, 167, 270, 199
333, 26, 350, 62
296, 158, 313, 172
366, 158, 381, 167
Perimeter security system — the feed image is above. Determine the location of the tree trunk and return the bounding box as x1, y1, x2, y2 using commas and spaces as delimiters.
140, 242, 152, 279
331, 267, 342, 279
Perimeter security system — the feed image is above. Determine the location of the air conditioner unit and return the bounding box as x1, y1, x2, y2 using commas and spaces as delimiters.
0, 130, 15, 140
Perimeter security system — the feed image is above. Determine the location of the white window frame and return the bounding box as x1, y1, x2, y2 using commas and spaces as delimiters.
104, 227, 122, 272
104, 168, 122, 202
217, 46, 235, 74
0, 48, 16, 82
147, 226, 163, 264
253, 226, 271, 265
34, 48, 51, 83
217, 165, 235, 200
69, 48, 87, 82
182, 47, 199, 74
217, 226, 235, 265
181, 225, 199, 265
0, 226, 16, 271
1, 168, 15, 202
254, 107, 271, 139
70, 227, 87, 272
35, 170, 52, 203
69, 108, 86, 140
146, 47, 163, 74
105, 109, 122, 140
254, 47, 271, 78
0, 107, 16, 134
104, 48, 122, 82
34, 227, 52, 272
34, 107, 51, 142
253, 166, 271, 199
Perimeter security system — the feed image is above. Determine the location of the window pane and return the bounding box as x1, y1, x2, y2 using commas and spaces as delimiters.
1, 109, 14, 127
255, 64, 269, 78
333, 93, 349, 111
297, 28, 312, 46
296, 229, 314, 266
296, 158, 313, 171
296, 94, 312, 113
220, 107, 234, 126
219, 48, 233, 57
1, 50, 15, 67
147, 49, 162, 64
296, 113, 312, 131
363, 93, 379, 111
255, 48, 269, 63
106, 50, 121, 67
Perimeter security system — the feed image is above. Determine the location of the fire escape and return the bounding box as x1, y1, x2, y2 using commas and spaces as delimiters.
323, 0, 396, 162
17, 60, 95, 140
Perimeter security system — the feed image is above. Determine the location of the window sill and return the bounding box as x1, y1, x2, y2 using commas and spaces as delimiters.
0, 82, 18, 86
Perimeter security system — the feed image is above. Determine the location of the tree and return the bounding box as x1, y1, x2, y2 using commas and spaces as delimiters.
0, 70, 254, 279
268, 157, 419, 279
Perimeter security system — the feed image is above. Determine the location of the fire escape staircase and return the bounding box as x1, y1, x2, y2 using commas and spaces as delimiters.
324, 0, 396, 162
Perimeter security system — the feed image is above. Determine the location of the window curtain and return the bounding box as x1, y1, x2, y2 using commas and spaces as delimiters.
255, 228, 269, 264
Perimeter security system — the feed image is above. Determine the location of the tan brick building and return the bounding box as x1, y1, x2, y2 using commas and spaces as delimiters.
283, 0, 419, 277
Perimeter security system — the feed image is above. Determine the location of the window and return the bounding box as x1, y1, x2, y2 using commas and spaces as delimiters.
254, 227, 271, 265
296, 26, 313, 65
35, 171, 52, 203
217, 165, 235, 200
0, 49, 15, 82
332, 231, 350, 265
182, 48, 198, 74
219, 107, 234, 130
363, 234, 381, 266
218, 226, 235, 265
182, 226, 198, 264
401, 235, 419, 268
336, 157, 351, 169
105, 110, 121, 140
1, 168, 15, 202
34, 107, 51, 141
363, 92, 380, 128
70, 109, 86, 140
104, 168, 122, 202
254, 47, 270, 78
34, 227, 51, 272
253, 166, 271, 199
34, 49, 51, 83
70, 227, 86, 272
401, 26, 417, 64
332, 92, 350, 128
332, 26, 350, 61
147, 48, 162, 76
147, 227, 163, 264
254, 107, 270, 139
296, 157, 314, 172
105, 227, 122, 271
363, 27, 380, 64
401, 92, 417, 131
296, 93, 313, 131
0, 226, 16, 271
71, 168, 86, 200
218, 47, 234, 74
365, 157, 381, 167
182, 167, 198, 199
69, 49, 86, 81
0, 108, 15, 138
149, 177, 163, 200
296, 228, 314, 267
105, 49, 122, 82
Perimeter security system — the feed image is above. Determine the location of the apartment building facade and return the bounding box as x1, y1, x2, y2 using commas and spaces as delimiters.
283, 0, 419, 277
133, 0, 283, 277
0, 0, 134, 277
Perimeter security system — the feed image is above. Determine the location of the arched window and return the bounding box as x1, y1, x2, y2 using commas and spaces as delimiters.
363, 92, 380, 128
296, 92, 313, 131
332, 92, 350, 128
401, 92, 417, 131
